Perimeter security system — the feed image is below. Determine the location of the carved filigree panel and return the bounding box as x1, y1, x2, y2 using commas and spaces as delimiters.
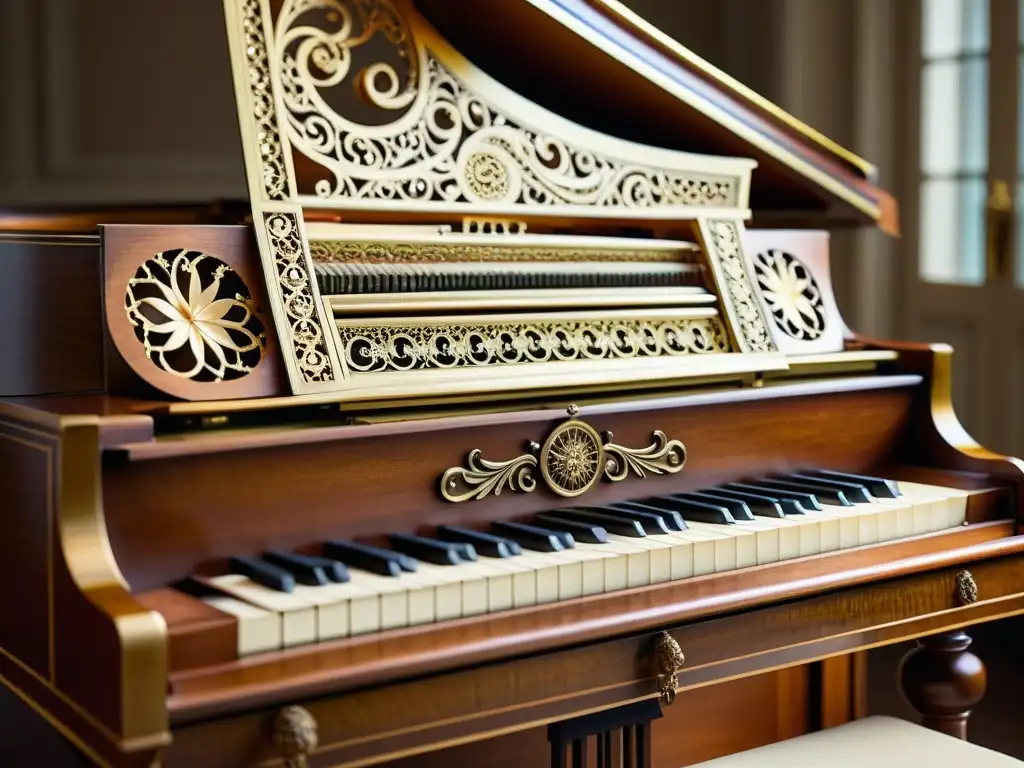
336, 317, 730, 374
753, 250, 826, 341
125, 250, 266, 382
254, 206, 342, 389
228, 0, 750, 214
238, 0, 288, 201
740, 229, 846, 356
699, 219, 777, 354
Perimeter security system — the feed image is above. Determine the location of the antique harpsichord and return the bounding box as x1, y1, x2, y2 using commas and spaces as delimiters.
2, 1, 1023, 767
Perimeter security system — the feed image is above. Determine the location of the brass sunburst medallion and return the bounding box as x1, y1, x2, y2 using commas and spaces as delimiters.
540, 419, 604, 497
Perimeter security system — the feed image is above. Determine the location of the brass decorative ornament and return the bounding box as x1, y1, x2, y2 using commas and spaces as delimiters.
955, 570, 978, 606
540, 415, 605, 498
654, 632, 686, 705
440, 406, 686, 502
603, 430, 687, 481
440, 449, 539, 503
273, 705, 318, 768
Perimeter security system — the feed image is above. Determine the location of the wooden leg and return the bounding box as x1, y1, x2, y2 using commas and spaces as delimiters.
897, 631, 987, 739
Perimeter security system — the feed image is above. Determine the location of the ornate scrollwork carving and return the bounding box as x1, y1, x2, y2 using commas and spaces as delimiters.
440, 447, 539, 503
241, 0, 288, 201
704, 220, 776, 354
260, 210, 337, 384
753, 249, 826, 341
262, 0, 738, 209
124, 249, 266, 382
339, 317, 730, 374
603, 430, 687, 482
440, 407, 688, 502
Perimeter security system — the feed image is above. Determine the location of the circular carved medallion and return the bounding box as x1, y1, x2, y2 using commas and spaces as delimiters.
124, 249, 266, 382
752, 249, 827, 341
540, 419, 604, 498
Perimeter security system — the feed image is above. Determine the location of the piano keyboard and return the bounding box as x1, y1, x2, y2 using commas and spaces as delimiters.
192, 471, 973, 657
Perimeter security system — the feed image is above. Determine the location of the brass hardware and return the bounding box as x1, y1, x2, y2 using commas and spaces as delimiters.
440, 406, 687, 502
539, 417, 605, 497
440, 447, 539, 503
603, 430, 687, 481
955, 570, 978, 606
274, 705, 318, 768
986, 179, 1013, 283
654, 632, 685, 705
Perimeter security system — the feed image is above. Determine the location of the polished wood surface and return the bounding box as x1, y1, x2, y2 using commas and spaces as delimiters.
899, 632, 988, 740
2, 338, 1024, 766
0, 236, 105, 396
101, 379, 922, 592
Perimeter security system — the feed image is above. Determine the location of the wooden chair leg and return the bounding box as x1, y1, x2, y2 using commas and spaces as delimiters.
897, 631, 987, 739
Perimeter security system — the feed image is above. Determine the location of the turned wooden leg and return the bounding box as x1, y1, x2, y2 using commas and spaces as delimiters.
897, 631, 986, 739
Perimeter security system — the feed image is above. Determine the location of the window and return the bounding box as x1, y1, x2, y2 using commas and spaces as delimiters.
919, 0, 989, 284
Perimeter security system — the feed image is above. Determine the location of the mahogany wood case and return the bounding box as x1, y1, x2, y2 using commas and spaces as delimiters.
2, 1, 1023, 767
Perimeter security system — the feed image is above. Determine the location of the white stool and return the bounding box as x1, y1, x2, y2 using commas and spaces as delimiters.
686, 716, 1023, 767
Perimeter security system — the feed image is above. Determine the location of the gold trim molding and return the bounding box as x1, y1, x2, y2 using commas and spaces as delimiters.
440, 406, 686, 502
336, 316, 729, 374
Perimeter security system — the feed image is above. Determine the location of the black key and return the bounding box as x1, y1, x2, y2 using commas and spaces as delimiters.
642, 496, 735, 525
675, 492, 755, 522
616, 501, 687, 531
701, 488, 788, 518
545, 508, 646, 537
438, 526, 520, 558
491, 521, 566, 552
229, 555, 295, 593
807, 469, 901, 498
448, 541, 479, 562
724, 482, 821, 512
534, 525, 576, 550
262, 551, 348, 585
293, 553, 350, 583
783, 473, 872, 503
755, 478, 852, 507
389, 533, 468, 566
533, 514, 609, 543
589, 504, 673, 534
323, 540, 407, 577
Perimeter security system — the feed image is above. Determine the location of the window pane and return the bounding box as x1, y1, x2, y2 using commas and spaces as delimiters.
924, 0, 964, 58
960, 58, 989, 172
921, 61, 962, 174
958, 178, 987, 284
924, 0, 988, 58
921, 59, 987, 175
920, 177, 986, 285
962, 0, 989, 53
